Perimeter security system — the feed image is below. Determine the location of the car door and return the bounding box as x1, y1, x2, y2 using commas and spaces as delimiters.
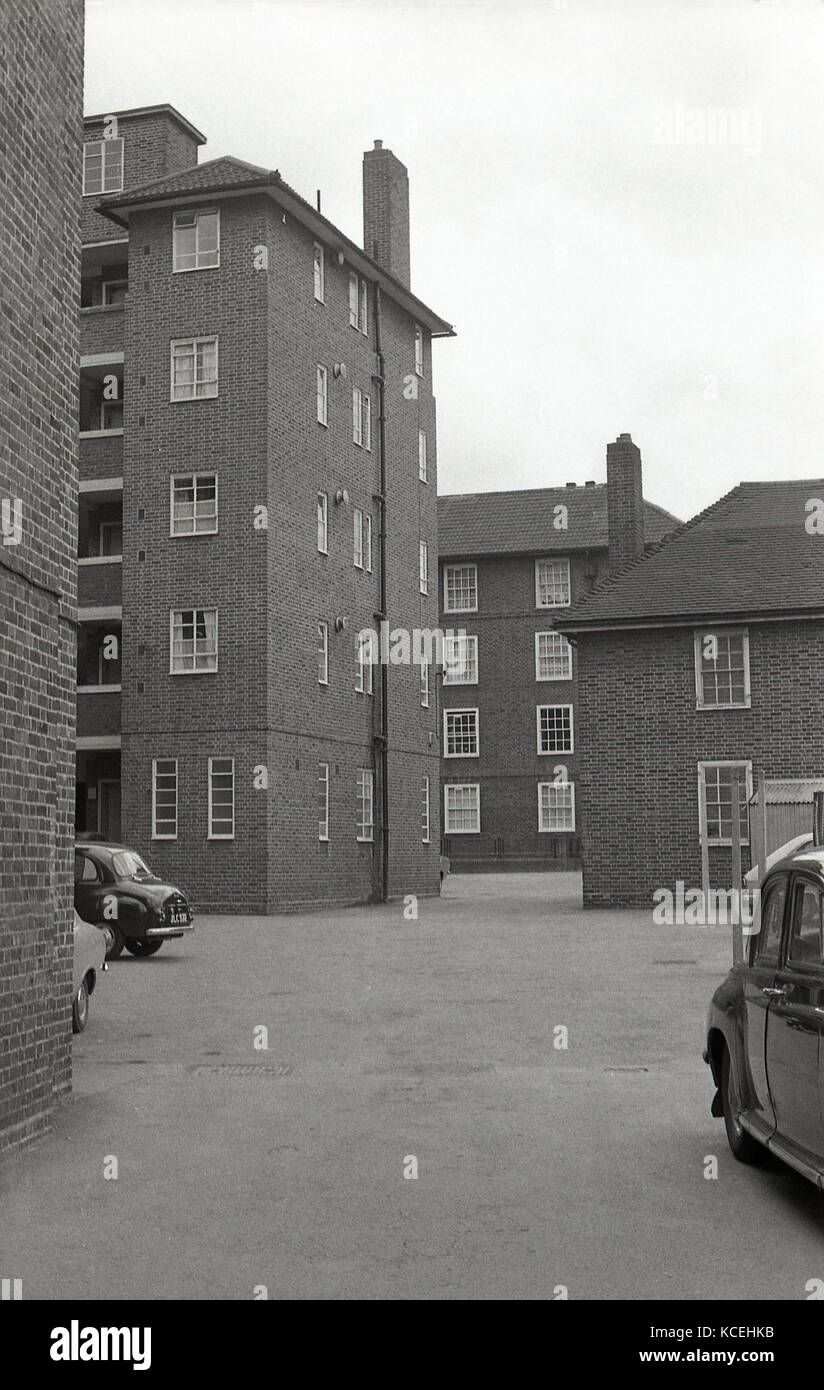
741, 872, 788, 1132
74, 850, 105, 923
764, 874, 824, 1159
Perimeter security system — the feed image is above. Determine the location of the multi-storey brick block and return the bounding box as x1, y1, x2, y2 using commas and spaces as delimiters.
77, 106, 453, 911
438, 438, 679, 872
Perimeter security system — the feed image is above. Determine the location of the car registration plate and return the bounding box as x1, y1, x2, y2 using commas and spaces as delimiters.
170, 911, 189, 925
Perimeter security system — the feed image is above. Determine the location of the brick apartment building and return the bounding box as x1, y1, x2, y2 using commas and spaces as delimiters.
0, 0, 84, 1149
557, 475, 824, 906
77, 105, 453, 911
437, 435, 679, 871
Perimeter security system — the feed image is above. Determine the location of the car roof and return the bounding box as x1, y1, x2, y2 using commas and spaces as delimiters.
767, 845, 824, 881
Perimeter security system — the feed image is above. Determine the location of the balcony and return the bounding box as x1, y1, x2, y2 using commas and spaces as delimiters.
80, 302, 124, 357
79, 430, 122, 483
79, 356, 124, 483
78, 488, 122, 606
76, 689, 122, 741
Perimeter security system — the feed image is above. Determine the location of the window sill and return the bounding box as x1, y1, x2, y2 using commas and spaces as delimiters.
79, 429, 124, 439
78, 684, 122, 694
169, 668, 218, 676
696, 702, 752, 711
79, 556, 122, 566
80, 303, 125, 315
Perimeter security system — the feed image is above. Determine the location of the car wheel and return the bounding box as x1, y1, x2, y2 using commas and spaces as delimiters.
72, 976, 90, 1033
105, 924, 126, 961
721, 1046, 764, 1164
124, 939, 163, 957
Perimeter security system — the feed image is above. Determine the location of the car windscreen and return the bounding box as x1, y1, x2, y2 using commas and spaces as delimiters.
111, 850, 153, 879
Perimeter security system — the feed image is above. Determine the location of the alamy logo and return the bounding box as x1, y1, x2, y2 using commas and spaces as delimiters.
50, 1322, 151, 1371
652, 882, 761, 933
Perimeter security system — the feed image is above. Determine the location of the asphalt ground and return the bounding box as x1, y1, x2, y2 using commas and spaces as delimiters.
2, 872, 823, 1300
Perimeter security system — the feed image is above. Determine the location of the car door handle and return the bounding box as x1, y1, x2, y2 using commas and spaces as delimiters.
762, 986, 788, 998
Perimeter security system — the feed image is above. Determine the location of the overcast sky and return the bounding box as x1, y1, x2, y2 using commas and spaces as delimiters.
86, 0, 824, 523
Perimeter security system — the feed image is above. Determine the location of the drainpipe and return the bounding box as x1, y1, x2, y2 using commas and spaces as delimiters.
373, 283, 390, 903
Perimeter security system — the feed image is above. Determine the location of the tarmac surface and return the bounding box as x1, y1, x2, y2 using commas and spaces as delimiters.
3, 872, 824, 1300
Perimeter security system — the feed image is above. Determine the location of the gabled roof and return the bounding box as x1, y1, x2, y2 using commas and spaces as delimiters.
557, 479, 824, 630
437, 483, 679, 558
96, 157, 455, 337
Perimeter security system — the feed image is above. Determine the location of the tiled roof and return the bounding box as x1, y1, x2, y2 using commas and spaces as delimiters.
437, 483, 679, 557
96, 157, 455, 336
559, 479, 824, 628
99, 156, 275, 206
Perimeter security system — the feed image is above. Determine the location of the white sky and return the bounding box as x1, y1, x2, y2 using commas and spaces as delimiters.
86, 0, 824, 522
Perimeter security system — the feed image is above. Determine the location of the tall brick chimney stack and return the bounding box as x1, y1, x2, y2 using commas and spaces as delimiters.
363, 139, 411, 287
606, 433, 645, 572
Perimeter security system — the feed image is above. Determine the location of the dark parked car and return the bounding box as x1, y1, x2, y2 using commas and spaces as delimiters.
74, 842, 194, 960
705, 843, 824, 1188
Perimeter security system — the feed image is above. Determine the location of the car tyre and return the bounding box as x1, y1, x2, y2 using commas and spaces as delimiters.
72, 976, 90, 1033
721, 1046, 765, 1164
105, 924, 126, 961
124, 939, 163, 957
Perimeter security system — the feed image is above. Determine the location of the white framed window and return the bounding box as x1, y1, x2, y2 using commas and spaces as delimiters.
102, 279, 127, 305
444, 708, 479, 758
82, 137, 124, 196
538, 780, 576, 832
444, 783, 480, 834
414, 323, 424, 377
318, 621, 329, 685
170, 608, 218, 673
318, 763, 330, 841
170, 336, 218, 401
694, 629, 751, 709
316, 365, 328, 426
444, 563, 477, 613
353, 509, 365, 569
535, 557, 570, 608
443, 634, 478, 685
173, 210, 220, 272
537, 704, 573, 754
152, 758, 178, 839
317, 492, 328, 554
418, 429, 428, 483
420, 657, 430, 708
421, 776, 431, 843
355, 631, 374, 695
349, 272, 368, 333
535, 631, 572, 681
698, 761, 752, 846
313, 243, 325, 302
419, 540, 429, 595
208, 757, 235, 839
170, 473, 218, 536
352, 510, 372, 571
352, 387, 371, 449
356, 768, 374, 841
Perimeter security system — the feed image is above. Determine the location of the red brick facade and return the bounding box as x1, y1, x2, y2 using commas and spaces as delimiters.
0, 0, 84, 1149
79, 109, 449, 911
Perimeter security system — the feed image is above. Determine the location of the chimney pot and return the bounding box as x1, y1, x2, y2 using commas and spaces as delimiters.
374, 139, 383, 149
565, 481, 576, 488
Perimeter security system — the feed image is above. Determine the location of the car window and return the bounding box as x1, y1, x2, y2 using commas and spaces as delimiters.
753, 875, 787, 965
787, 882, 824, 969
75, 853, 99, 884
112, 851, 152, 879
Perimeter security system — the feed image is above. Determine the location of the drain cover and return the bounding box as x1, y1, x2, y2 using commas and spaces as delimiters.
189, 1063, 292, 1077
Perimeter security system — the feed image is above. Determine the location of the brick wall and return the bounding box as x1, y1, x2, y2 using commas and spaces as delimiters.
574, 619, 824, 907
0, 0, 83, 1149
115, 175, 442, 910
439, 548, 609, 870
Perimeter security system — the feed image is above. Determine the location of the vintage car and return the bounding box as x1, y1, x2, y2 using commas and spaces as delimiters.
72, 910, 106, 1033
74, 841, 194, 960
705, 843, 824, 1188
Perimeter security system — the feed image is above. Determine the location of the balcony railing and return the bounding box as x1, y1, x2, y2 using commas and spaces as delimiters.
78, 558, 122, 608
80, 302, 124, 357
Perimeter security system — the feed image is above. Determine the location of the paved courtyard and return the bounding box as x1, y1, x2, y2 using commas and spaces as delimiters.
2, 873, 824, 1300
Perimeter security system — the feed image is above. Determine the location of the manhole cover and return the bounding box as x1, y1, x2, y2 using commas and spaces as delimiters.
189, 1063, 292, 1077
